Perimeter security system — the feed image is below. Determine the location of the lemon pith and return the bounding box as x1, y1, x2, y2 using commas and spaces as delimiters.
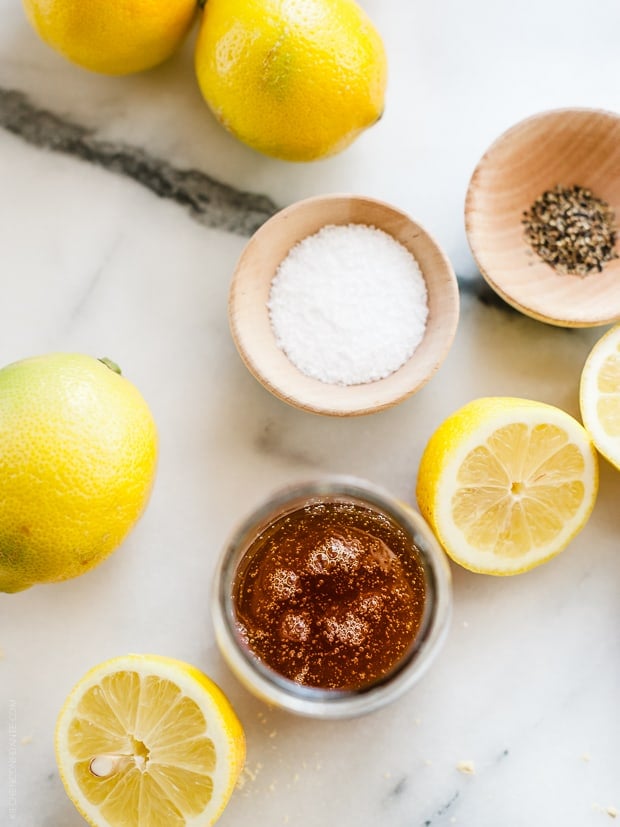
194, 0, 387, 161
55, 655, 246, 827
22, 0, 197, 75
580, 324, 620, 470
0, 353, 158, 592
416, 398, 598, 575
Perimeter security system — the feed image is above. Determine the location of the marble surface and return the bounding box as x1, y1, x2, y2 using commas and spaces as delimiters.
1, 1, 619, 825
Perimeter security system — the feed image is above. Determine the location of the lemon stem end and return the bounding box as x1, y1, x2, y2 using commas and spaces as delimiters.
98, 358, 122, 376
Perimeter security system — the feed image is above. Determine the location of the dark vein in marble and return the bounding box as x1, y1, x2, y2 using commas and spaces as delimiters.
389, 776, 408, 798
0, 87, 279, 237
68, 236, 122, 321
436, 790, 460, 816
254, 420, 319, 468
0, 90, 515, 309
421, 790, 460, 826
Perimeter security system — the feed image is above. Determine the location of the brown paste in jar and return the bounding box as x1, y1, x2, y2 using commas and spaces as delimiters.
232, 501, 427, 690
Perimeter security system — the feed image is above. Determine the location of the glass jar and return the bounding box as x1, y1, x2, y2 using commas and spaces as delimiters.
212, 476, 452, 718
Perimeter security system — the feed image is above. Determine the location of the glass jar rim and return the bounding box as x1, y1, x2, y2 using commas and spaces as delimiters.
212, 475, 452, 718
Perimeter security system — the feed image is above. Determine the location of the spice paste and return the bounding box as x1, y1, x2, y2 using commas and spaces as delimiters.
233, 500, 427, 690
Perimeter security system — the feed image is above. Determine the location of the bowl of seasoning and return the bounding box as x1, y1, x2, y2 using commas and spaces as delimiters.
212, 476, 452, 718
229, 194, 459, 415
465, 108, 620, 327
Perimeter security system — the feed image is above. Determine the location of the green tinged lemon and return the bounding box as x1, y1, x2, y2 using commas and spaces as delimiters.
0, 353, 157, 592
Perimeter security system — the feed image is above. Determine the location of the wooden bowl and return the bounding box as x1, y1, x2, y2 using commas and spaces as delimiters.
465, 108, 620, 327
229, 194, 459, 416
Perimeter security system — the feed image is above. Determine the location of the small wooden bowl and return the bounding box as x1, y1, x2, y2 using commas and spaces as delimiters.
229, 194, 459, 416
465, 108, 620, 327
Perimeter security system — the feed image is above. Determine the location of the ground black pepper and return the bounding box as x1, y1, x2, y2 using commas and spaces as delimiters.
522, 184, 618, 276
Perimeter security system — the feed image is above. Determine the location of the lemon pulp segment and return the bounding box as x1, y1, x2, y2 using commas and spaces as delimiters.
580, 325, 620, 470
452, 423, 586, 557
597, 347, 620, 436
416, 398, 598, 575
56, 656, 245, 827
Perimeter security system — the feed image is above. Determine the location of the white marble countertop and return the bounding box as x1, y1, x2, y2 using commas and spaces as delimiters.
1, 1, 619, 825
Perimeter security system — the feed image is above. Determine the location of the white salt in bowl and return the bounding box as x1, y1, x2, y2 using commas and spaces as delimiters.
229, 194, 459, 416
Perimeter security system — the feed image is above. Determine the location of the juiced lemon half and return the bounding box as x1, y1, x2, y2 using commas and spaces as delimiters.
416, 397, 598, 575
55, 655, 245, 827
580, 324, 620, 470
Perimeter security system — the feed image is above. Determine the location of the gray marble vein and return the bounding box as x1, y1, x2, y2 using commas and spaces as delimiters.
254, 420, 321, 468
67, 235, 123, 322
0, 87, 279, 237
421, 790, 460, 826
0, 88, 513, 311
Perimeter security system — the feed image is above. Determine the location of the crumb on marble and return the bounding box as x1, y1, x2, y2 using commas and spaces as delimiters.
384, 771, 392, 779
581, 752, 592, 762
607, 806, 618, 819
414, 717, 421, 725
236, 762, 263, 791
424, 759, 433, 766
456, 760, 476, 775
20, 735, 33, 745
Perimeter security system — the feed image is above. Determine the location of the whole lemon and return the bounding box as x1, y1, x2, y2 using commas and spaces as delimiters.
22, 0, 197, 75
194, 0, 387, 161
0, 354, 158, 593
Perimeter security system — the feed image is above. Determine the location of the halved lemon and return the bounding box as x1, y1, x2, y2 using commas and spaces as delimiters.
416, 397, 598, 575
55, 655, 245, 827
580, 324, 620, 470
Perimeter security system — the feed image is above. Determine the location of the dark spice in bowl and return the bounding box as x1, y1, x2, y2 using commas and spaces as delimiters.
522, 184, 618, 276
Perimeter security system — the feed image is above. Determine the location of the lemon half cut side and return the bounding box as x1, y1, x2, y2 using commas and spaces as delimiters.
55, 655, 246, 827
416, 398, 598, 575
580, 324, 620, 470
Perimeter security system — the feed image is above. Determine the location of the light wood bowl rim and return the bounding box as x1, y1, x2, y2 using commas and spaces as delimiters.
229, 193, 460, 416
465, 107, 620, 328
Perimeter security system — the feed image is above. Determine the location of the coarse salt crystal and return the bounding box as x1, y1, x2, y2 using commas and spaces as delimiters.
268, 224, 428, 385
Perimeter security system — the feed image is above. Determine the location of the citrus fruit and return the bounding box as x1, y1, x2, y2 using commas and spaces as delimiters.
0, 353, 157, 593
22, 0, 197, 75
194, 0, 387, 161
55, 654, 246, 827
416, 397, 598, 575
580, 324, 620, 470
